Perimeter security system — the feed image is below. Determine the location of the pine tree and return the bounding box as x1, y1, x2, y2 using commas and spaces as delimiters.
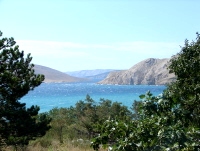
0, 31, 51, 148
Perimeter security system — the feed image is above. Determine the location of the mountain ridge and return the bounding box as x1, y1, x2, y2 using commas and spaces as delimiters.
98, 58, 176, 85
33, 58, 176, 85
66, 69, 117, 78
34, 65, 86, 83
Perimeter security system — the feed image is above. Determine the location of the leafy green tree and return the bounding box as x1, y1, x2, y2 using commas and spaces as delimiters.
91, 92, 161, 151
167, 33, 200, 127
75, 95, 133, 139
0, 31, 51, 148
74, 95, 99, 139
48, 107, 76, 143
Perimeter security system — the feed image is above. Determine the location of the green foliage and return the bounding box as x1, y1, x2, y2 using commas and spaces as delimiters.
167, 33, 200, 126
91, 33, 200, 150
48, 107, 75, 143
41, 95, 133, 148
0, 31, 51, 148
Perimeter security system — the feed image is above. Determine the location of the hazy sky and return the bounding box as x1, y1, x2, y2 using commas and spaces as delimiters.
1, 0, 200, 71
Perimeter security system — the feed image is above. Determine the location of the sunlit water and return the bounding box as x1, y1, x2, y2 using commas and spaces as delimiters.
19, 83, 166, 113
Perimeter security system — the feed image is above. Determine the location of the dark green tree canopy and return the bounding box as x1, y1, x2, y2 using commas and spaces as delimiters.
0, 31, 44, 103
167, 33, 200, 126
168, 33, 200, 98
0, 31, 50, 148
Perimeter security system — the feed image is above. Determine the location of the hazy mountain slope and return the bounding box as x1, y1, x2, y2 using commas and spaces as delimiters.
98, 58, 176, 85
34, 65, 85, 83
66, 69, 116, 78
85, 71, 121, 82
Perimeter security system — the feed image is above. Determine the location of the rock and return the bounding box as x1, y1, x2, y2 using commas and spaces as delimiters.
98, 58, 176, 85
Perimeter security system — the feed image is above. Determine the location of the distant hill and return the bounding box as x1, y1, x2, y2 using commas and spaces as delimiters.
34, 65, 86, 83
85, 71, 120, 82
66, 69, 116, 78
66, 69, 118, 82
98, 58, 176, 85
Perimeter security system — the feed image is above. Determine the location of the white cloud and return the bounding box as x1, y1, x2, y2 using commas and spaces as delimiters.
15, 40, 182, 71
112, 41, 181, 57
16, 40, 89, 57
17, 40, 181, 56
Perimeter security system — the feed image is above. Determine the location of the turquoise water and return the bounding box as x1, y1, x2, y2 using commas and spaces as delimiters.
20, 83, 166, 113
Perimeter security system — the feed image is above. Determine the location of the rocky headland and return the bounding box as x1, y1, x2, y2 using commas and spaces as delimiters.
98, 58, 176, 85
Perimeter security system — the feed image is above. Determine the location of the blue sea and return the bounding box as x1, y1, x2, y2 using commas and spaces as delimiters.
19, 83, 166, 113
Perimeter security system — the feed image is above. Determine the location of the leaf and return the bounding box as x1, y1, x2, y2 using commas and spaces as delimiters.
139, 94, 145, 99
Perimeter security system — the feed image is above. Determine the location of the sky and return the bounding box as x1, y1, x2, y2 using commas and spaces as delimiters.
0, 0, 200, 72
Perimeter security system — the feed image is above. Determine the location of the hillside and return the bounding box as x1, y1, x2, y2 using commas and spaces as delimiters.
66, 69, 116, 78
98, 58, 176, 85
66, 69, 118, 82
85, 71, 120, 82
34, 65, 85, 83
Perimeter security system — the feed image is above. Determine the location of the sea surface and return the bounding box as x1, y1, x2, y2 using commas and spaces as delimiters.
19, 83, 166, 113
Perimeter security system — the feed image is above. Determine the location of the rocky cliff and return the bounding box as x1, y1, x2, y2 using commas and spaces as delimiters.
98, 58, 176, 85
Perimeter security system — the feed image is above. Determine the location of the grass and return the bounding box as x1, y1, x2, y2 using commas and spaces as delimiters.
2, 139, 106, 151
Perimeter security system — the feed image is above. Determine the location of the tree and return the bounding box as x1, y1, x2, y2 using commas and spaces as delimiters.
91, 33, 200, 150
48, 107, 74, 143
74, 95, 99, 139
167, 33, 200, 127
0, 31, 51, 149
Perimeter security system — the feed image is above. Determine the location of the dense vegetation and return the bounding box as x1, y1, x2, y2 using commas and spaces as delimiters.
0, 31, 51, 150
1, 30, 199, 151
26, 95, 132, 150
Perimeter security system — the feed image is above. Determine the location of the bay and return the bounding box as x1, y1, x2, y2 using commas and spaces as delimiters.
20, 83, 166, 113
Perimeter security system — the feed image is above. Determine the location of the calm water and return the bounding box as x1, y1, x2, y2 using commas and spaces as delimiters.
20, 83, 166, 113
